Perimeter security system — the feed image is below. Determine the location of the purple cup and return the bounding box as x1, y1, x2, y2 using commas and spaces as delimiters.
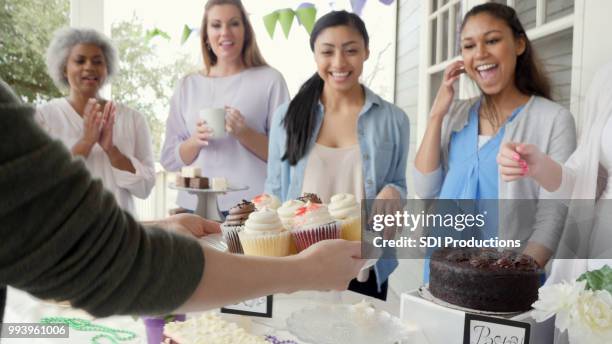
143, 314, 186, 344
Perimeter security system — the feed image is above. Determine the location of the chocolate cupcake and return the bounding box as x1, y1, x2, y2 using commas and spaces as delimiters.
221, 200, 255, 254
297, 192, 322, 204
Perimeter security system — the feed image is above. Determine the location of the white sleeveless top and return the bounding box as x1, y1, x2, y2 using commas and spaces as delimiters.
301, 143, 364, 203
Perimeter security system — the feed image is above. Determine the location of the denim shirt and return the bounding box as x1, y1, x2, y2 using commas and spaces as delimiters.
265, 86, 410, 288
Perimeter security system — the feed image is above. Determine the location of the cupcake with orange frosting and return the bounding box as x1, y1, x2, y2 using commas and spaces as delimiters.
238, 207, 291, 257
251, 193, 281, 211
329, 193, 362, 241
277, 199, 305, 230
292, 202, 341, 252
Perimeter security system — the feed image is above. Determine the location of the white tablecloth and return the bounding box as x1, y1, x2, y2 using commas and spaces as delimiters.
4, 286, 429, 344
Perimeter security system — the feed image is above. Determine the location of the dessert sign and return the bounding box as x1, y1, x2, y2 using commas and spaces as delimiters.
463, 314, 530, 344
221, 295, 273, 318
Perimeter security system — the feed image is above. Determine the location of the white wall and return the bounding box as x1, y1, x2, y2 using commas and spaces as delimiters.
391, 0, 424, 296
570, 0, 612, 135
395, 0, 422, 199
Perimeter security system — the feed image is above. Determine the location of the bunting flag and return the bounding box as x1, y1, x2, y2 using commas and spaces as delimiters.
263, 11, 280, 38
350, 0, 367, 16
181, 25, 196, 44
277, 8, 296, 38
145, 28, 171, 42
350, 0, 396, 17
295, 3, 317, 34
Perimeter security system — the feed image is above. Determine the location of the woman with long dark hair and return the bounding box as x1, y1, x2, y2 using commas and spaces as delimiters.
265, 11, 410, 299
414, 2, 577, 276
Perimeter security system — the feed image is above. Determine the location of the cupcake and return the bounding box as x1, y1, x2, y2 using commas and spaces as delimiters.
277, 199, 305, 230
297, 192, 322, 204
292, 202, 341, 252
238, 207, 291, 257
251, 193, 281, 210
329, 193, 362, 241
221, 200, 255, 254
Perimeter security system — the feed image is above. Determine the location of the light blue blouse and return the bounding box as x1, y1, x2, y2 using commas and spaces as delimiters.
439, 99, 524, 200
265, 86, 410, 289
424, 100, 525, 281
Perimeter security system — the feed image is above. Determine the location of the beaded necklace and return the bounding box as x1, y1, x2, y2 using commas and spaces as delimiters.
41, 317, 137, 344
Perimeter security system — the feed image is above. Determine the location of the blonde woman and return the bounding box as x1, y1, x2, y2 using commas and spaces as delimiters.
161, 0, 289, 213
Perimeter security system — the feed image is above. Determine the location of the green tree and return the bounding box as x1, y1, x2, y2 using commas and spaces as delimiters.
1, 1, 197, 159
111, 18, 197, 159
0, 0, 69, 103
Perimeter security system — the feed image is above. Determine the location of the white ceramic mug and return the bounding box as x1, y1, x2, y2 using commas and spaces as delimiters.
199, 108, 226, 139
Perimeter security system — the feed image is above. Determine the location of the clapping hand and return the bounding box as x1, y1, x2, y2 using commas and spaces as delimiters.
98, 101, 117, 152
81, 98, 103, 147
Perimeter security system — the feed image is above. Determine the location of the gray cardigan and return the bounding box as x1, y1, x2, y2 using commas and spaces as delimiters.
414, 96, 577, 251
0, 79, 204, 318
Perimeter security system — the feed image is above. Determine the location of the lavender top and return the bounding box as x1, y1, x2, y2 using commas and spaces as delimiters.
161, 66, 290, 210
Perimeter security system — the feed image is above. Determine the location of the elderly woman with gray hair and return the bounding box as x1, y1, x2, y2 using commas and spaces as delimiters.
36, 27, 155, 216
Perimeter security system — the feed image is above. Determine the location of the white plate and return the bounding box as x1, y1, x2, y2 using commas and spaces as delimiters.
287, 303, 415, 344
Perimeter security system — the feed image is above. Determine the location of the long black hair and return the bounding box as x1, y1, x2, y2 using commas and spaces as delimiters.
281, 11, 369, 165
462, 3, 551, 129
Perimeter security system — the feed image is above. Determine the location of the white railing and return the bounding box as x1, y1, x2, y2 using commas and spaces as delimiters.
134, 163, 176, 221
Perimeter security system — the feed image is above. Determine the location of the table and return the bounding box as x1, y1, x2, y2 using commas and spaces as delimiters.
4, 288, 429, 344
3, 238, 429, 344
169, 184, 248, 221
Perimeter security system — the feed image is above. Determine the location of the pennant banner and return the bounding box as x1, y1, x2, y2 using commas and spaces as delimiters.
180, 1, 396, 44
262, 3, 318, 39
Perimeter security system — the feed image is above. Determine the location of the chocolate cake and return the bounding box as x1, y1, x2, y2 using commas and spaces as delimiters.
188, 177, 209, 189
429, 248, 541, 312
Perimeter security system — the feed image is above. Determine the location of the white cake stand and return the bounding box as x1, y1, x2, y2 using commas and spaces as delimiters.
169, 184, 248, 222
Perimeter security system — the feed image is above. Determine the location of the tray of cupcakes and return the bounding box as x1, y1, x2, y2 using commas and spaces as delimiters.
219, 192, 364, 258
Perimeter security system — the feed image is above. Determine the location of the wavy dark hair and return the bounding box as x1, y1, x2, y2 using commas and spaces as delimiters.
462, 3, 551, 128
281, 10, 369, 165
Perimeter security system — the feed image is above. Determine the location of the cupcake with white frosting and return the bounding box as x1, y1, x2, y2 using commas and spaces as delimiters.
292, 202, 341, 252
251, 193, 281, 210
238, 207, 291, 257
329, 193, 362, 241
277, 199, 305, 230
